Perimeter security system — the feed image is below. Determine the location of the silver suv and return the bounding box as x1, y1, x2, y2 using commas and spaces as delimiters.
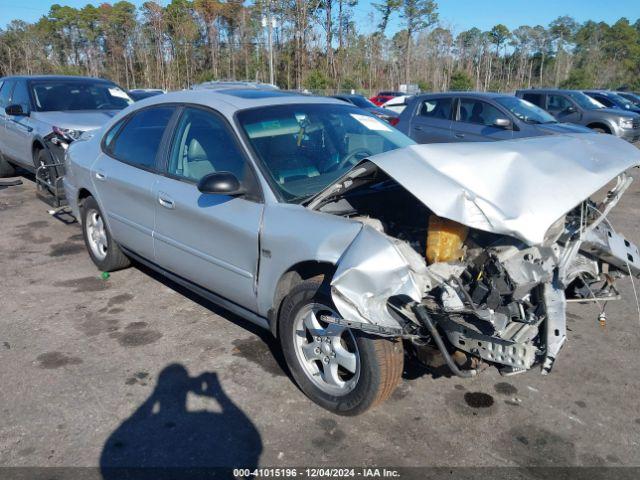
64, 89, 640, 415
515, 89, 640, 142
0, 75, 132, 182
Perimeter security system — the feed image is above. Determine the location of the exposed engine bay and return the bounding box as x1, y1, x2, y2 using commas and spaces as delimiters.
307, 135, 640, 377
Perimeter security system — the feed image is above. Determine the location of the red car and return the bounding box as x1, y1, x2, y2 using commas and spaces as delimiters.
369, 91, 404, 106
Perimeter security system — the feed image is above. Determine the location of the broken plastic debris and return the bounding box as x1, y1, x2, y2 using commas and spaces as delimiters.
101, 272, 110, 280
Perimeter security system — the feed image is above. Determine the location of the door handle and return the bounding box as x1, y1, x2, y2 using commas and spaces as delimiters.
158, 193, 175, 210
413, 125, 424, 131
454, 133, 465, 138
95, 171, 107, 181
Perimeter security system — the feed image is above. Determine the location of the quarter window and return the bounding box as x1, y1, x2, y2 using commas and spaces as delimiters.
109, 106, 174, 170
420, 97, 452, 119
168, 107, 246, 182
458, 99, 503, 126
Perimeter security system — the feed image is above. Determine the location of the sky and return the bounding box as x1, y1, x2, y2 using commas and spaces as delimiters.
0, 0, 638, 34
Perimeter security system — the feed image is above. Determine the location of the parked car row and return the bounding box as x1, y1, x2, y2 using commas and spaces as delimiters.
2, 76, 640, 416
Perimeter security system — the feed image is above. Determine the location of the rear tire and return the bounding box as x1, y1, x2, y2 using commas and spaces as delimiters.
81, 196, 130, 272
0, 153, 15, 178
279, 279, 403, 415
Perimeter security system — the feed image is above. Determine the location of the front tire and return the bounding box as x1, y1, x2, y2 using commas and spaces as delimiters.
279, 279, 403, 415
81, 196, 130, 272
35, 148, 61, 191
0, 152, 15, 178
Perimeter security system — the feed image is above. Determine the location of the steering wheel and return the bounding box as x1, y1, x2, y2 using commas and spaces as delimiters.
329, 148, 373, 172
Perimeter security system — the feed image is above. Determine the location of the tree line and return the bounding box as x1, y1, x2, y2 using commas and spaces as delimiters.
0, 0, 639, 94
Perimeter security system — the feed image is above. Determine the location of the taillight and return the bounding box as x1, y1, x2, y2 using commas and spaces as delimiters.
389, 117, 400, 127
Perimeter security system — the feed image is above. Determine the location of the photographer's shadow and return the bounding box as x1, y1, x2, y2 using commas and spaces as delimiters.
100, 364, 262, 477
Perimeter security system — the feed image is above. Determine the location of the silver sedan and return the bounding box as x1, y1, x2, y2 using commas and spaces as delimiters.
64, 88, 640, 414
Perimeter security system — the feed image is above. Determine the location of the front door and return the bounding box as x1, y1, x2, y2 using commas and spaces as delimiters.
546, 94, 581, 123
92, 105, 176, 261
153, 106, 263, 310
3, 80, 33, 166
452, 97, 514, 142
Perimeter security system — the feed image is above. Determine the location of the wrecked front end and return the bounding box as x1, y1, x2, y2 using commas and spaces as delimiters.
309, 134, 640, 377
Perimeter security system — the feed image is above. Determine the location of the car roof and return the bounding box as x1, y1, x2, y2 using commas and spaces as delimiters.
415, 91, 511, 99
0, 75, 113, 83
131, 88, 346, 113
517, 88, 580, 94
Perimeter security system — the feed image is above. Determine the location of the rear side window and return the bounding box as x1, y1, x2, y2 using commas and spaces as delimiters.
419, 97, 452, 119
522, 93, 543, 107
0, 80, 15, 108
109, 106, 174, 170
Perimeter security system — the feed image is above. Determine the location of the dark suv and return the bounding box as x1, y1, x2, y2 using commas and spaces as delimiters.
516, 89, 640, 142
395, 92, 591, 143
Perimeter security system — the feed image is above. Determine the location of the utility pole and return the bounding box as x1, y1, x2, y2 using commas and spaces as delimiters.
262, 1, 276, 86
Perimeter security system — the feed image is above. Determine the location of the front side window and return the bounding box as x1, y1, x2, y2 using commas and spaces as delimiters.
11, 81, 31, 112
237, 104, 413, 202
547, 94, 573, 112
458, 99, 503, 126
31, 80, 133, 112
0, 80, 15, 108
495, 97, 556, 124
168, 107, 246, 182
420, 97, 452, 119
109, 106, 174, 170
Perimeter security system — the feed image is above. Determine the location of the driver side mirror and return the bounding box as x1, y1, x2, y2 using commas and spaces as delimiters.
493, 118, 513, 130
5, 104, 27, 116
197, 171, 245, 196
564, 105, 576, 114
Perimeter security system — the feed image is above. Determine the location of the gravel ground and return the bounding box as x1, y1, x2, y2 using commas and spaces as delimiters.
1, 172, 640, 475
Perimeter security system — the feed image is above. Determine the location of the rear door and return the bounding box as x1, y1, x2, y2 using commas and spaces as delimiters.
0, 79, 16, 160
451, 97, 514, 141
409, 96, 454, 143
92, 105, 176, 261
153, 106, 263, 310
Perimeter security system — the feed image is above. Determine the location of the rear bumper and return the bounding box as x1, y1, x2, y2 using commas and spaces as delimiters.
62, 176, 81, 220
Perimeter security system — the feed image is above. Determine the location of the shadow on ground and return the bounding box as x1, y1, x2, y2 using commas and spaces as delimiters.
100, 364, 262, 479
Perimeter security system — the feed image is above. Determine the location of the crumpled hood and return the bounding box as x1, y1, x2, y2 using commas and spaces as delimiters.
312, 133, 640, 245
32, 110, 120, 131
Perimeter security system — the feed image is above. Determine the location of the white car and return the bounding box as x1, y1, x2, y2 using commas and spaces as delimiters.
382, 95, 412, 113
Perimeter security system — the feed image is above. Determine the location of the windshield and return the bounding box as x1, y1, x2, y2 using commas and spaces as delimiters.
566, 91, 605, 110
30, 81, 133, 112
348, 96, 377, 109
237, 103, 414, 202
619, 92, 640, 106
495, 96, 557, 124
606, 92, 636, 109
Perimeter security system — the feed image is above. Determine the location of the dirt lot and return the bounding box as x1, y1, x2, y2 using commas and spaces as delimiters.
1, 172, 640, 474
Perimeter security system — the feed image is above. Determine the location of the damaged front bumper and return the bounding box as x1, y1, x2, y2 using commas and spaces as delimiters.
327, 172, 640, 377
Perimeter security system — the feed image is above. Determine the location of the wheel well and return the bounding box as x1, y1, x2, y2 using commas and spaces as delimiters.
78, 188, 93, 207
268, 261, 336, 337
586, 123, 612, 134
32, 141, 45, 161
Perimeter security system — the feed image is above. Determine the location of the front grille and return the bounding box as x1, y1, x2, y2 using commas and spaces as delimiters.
633, 117, 640, 129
